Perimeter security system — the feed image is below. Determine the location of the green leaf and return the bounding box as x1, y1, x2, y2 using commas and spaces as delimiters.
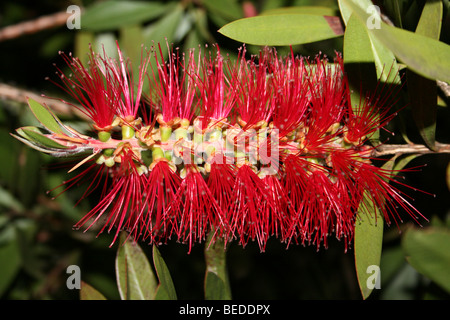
75, 31, 95, 66
154, 285, 170, 300
0, 226, 21, 296
143, 4, 184, 46
402, 227, 450, 293
384, 0, 404, 28
261, 6, 338, 16
407, 0, 442, 151
205, 272, 229, 300
354, 191, 384, 299
27, 98, 64, 134
343, 14, 378, 93
415, 0, 443, 38
380, 246, 406, 286
202, 0, 243, 22
343, 14, 379, 142
341, 0, 450, 82
80, 281, 107, 300
218, 14, 343, 46
338, 0, 374, 26
152, 246, 177, 300
0, 187, 25, 213
407, 71, 438, 150
17, 127, 68, 150
120, 24, 145, 78
392, 154, 420, 174
115, 232, 158, 300
11, 133, 61, 155
340, 0, 400, 83
81, 1, 169, 31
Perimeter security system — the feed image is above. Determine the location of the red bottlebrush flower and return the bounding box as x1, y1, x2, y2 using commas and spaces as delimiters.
194, 45, 235, 131
73, 149, 148, 246
270, 49, 310, 138
167, 165, 225, 253
231, 47, 275, 129
141, 160, 181, 243
343, 78, 400, 146
260, 174, 292, 242
51, 47, 118, 131
207, 161, 237, 220
106, 42, 151, 122
228, 164, 284, 250
148, 43, 197, 125
302, 54, 349, 152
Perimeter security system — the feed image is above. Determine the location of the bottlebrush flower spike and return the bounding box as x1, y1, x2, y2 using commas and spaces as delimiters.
14, 42, 428, 253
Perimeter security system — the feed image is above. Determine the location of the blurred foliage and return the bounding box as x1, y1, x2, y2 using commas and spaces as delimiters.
0, 0, 449, 300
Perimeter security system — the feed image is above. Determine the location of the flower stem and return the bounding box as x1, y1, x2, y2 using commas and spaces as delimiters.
204, 232, 232, 299
374, 142, 450, 157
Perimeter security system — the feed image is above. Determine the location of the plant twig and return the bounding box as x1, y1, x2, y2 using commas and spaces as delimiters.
0, 11, 71, 42
374, 143, 450, 157
204, 232, 232, 300
0, 82, 88, 120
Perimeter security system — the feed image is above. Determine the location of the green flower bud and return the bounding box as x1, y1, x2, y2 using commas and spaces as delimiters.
98, 131, 111, 142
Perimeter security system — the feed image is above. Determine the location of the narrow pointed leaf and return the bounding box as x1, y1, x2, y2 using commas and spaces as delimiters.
341, 0, 450, 82
152, 246, 177, 300
154, 285, 170, 300
338, 0, 374, 26
202, 0, 243, 22
354, 155, 402, 298
17, 127, 68, 150
415, 0, 443, 38
392, 154, 420, 174
27, 98, 64, 134
143, 4, 183, 45
261, 6, 338, 16
402, 227, 450, 293
115, 232, 157, 300
81, 1, 169, 31
340, 0, 400, 84
343, 14, 379, 143
407, 0, 442, 151
0, 187, 25, 213
10, 133, 63, 155
407, 71, 438, 150
0, 227, 21, 296
219, 14, 343, 46
80, 281, 107, 300
354, 191, 384, 299
344, 14, 378, 112
74, 31, 95, 66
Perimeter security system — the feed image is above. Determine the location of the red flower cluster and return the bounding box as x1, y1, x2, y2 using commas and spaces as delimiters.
45, 42, 424, 252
